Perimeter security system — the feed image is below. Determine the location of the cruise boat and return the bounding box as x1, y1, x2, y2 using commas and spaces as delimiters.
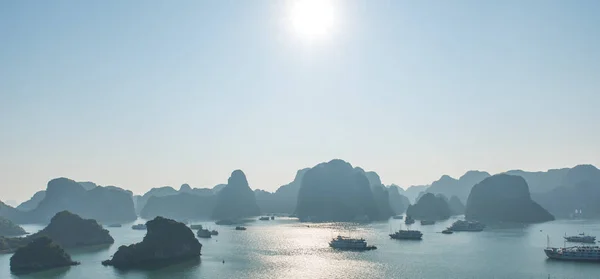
107, 224, 122, 228
235, 226, 247, 231
389, 230, 423, 240
131, 224, 146, 230
544, 246, 600, 261
329, 236, 377, 251
270, 216, 275, 220
564, 233, 596, 244
405, 216, 415, 225
420, 220, 435, 225
259, 216, 270, 221
449, 220, 484, 232
197, 228, 212, 238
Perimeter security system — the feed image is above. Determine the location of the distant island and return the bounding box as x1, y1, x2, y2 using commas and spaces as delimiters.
295, 159, 388, 222
212, 170, 260, 220
465, 174, 554, 223
405, 193, 451, 220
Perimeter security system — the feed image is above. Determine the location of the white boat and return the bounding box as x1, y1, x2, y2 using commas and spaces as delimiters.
564, 233, 596, 244
329, 236, 376, 251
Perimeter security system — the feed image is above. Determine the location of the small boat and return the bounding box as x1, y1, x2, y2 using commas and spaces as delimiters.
420, 220, 435, 225
131, 224, 146, 230
216, 219, 235, 225
235, 226, 247, 231
107, 224, 122, 228
259, 216, 270, 221
449, 220, 484, 232
210, 230, 219, 236
270, 216, 275, 220
405, 216, 415, 225
197, 228, 212, 238
329, 236, 377, 251
392, 215, 404, 220
564, 233, 596, 244
442, 228, 454, 234
190, 224, 203, 230
389, 230, 423, 240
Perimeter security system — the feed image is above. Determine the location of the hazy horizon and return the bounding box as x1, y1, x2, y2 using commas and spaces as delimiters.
2, 1, 599, 202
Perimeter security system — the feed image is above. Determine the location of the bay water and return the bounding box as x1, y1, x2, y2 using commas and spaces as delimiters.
1, 217, 599, 279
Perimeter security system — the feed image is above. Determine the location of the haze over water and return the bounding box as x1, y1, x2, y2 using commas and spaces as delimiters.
1, 218, 598, 279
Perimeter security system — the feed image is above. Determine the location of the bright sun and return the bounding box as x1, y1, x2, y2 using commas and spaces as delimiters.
290, 0, 335, 40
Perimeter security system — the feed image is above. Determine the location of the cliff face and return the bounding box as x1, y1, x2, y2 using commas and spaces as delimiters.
405, 193, 451, 220
448, 195, 465, 215
32, 211, 114, 248
10, 237, 78, 274
102, 217, 201, 269
295, 160, 382, 222
388, 186, 410, 214
211, 170, 260, 220
533, 178, 600, 219
140, 193, 216, 220
465, 174, 554, 223
16, 190, 46, 212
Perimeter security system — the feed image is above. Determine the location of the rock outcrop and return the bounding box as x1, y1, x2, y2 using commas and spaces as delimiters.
465, 174, 554, 223
425, 171, 491, 203
4, 178, 137, 224
32, 211, 114, 248
255, 168, 309, 214
295, 160, 382, 222
135, 186, 178, 214
388, 186, 410, 214
211, 170, 260, 220
0, 217, 26, 237
363, 171, 394, 219
404, 185, 428, 203
406, 193, 451, 220
10, 237, 78, 274
140, 193, 216, 220
16, 190, 46, 212
448, 195, 465, 215
102, 217, 201, 269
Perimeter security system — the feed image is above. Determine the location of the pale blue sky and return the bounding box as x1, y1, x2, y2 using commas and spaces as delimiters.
1, 0, 599, 202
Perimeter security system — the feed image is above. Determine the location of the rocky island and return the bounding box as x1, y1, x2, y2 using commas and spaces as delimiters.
33, 211, 114, 248
405, 193, 451, 220
0, 217, 26, 237
465, 174, 554, 223
212, 170, 260, 220
102, 217, 201, 269
295, 159, 382, 222
10, 236, 78, 274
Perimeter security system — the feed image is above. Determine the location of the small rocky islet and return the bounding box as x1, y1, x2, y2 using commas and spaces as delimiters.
102, 216, 202, 269
10, 236, 79, 274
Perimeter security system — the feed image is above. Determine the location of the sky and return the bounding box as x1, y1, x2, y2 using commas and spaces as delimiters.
1, 0, 599, 203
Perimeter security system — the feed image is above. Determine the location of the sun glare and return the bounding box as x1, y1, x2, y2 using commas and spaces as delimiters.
290, 0, 335, 40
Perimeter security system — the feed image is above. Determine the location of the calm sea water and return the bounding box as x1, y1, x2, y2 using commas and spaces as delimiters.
1, 217, 600, 279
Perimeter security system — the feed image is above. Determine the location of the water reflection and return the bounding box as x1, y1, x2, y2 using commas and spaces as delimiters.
12, 266, 71, 279
113, 258, 201, 278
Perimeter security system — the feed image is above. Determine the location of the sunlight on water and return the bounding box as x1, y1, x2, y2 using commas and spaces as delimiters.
2, 218, 600, 278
